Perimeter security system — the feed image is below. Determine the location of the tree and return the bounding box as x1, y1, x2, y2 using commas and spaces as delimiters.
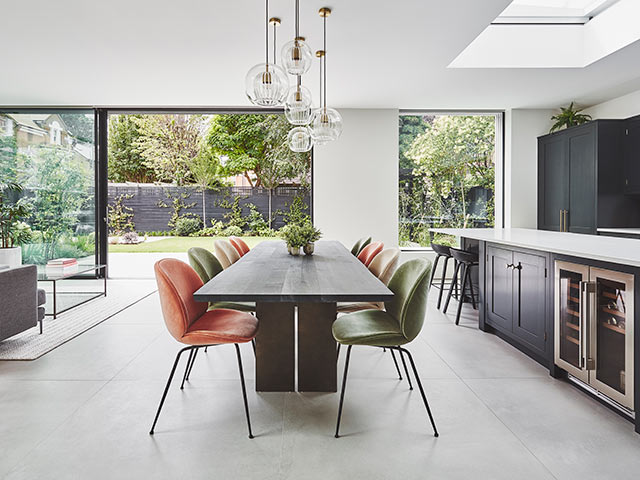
187, 153, 224, 225
108, 114, 155, 183
59, 113, 94, 144
404, 116, 495, 244
399, 115, 431, 170
136, 115, 210, 185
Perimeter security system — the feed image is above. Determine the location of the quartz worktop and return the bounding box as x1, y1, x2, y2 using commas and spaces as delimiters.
597, 228, 640, 236
430, 227, 640, 268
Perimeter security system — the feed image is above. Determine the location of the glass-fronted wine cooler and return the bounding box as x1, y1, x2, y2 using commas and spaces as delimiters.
555, 261, 635, 410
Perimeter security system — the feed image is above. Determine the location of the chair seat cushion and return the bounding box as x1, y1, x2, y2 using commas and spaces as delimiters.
336, 302, 383, 313
209, 301, 256, 312
182, 309, 258, 345
332, 309, 407, 347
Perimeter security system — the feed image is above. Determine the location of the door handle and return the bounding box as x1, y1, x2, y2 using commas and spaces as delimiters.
559, 209, 563, 232
564, 210, 569, 233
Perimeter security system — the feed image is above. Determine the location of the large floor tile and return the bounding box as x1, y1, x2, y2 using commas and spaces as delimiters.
467, 377, 640, 480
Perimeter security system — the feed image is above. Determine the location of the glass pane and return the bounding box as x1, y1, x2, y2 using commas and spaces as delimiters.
398, 114, 497, 248
596, 276, 627, 394
559, 269, 582, 368
0, 111, 96, 266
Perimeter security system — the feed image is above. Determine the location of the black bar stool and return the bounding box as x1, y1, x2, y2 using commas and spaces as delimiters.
429, 243, 454, 309
443, 248, 479, 325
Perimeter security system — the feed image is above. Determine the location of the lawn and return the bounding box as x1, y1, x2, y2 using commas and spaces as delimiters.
109, 236, 278, 253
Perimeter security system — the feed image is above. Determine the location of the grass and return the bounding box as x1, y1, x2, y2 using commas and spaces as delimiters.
109, 236, 278, 253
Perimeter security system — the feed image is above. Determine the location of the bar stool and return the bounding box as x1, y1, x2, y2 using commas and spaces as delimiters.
443, 248, 479, 325
429, 242, 454, 309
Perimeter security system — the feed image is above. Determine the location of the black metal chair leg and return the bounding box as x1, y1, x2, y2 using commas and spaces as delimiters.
251, 339, 256, 357
150, 346, 192, 435
336, 342, 341, 360
398, 347, 439, 437
185, 347, 199, 381
454, 260, 459, 298
389, 348, 403, 380
455, 264, 469, 325
180, 349, 195, 390
204, 346, 208, 353
429, 254, 441, 287
443, 261, 462, 313
398, 350, 413, 390
235, 343, 254, 439
437, 256, 450, 309
335, 345, 352, 438
466, 266, 477, 310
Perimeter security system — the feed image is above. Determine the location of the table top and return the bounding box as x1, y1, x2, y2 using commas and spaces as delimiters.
194, 240, 394, 303
37, 264, 105, 281
430, 227, 640, 268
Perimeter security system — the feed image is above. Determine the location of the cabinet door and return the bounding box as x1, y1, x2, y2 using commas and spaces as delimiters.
538, 135, 568, 231
623, 119, 640, 194
567, 125, 596, 234
486, 246, 513, 331
512, 252, 547, 353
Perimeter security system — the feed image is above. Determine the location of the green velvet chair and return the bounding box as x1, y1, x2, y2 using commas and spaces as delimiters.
332, 258, 439, 438
350, 236, 372, 256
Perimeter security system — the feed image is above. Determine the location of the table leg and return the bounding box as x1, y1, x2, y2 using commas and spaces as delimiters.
53, 280, 57, 320
255, 302, 295, 392
298, 302, 337, 392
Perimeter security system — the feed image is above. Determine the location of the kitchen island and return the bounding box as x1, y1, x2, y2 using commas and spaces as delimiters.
431, 227, 640, 433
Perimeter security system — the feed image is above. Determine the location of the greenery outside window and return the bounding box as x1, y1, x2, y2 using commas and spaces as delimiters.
399, 112, 501, 249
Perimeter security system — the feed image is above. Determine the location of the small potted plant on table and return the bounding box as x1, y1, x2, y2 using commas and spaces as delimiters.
300, 221, 322, 255
280, 224, 305, 256
0, 181, 31, 268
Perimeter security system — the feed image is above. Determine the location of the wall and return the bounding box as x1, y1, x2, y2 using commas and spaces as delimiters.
313, 109, 400, 248
504, 109, 554, 228
584, 88, 640, 119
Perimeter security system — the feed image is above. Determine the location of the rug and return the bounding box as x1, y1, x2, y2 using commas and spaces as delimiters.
0, 281, 157, 360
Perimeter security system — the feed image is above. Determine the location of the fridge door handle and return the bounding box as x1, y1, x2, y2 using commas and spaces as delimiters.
586, 281, 597, 371
579, 280, 586, 369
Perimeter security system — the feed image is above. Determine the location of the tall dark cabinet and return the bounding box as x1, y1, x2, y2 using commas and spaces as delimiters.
538, 120, 640, 234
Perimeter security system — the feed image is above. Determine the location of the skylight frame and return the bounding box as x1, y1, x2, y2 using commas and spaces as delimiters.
493, 0, 620, 25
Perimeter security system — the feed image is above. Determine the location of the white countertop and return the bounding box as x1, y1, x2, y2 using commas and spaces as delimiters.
430, 228, 640, 268
597, 228, 640, 236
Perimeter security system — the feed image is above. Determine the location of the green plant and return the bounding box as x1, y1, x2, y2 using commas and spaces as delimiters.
197, 219, 226, 237
280, 224, 306, 248
246, 203, 269, 235
282, 195, 310, 227
299, 221, 322, 245
218, 196, 247, 231
142, 230, 171, 237
107, 194, 135, 235
550, 102, 592, 133
174, 217, 202, 236
0, 181, 31, 248
157, 189, 198, 230
223, 225, 243, 237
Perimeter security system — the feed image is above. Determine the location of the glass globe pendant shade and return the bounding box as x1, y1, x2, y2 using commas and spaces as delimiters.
245, 62, 289, 106
287, 126, 313, 152
285, 85, 313, 125
309, 107, 342, 144
281, 39, 313, 75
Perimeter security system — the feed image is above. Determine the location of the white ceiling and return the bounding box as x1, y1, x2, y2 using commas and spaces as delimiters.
2, 0, 640, 110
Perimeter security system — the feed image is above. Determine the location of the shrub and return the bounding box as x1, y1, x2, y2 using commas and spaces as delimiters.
223, 225, 243, 237
119, 232, 141, 244
107, 194, 135, 235
246, 204, 269, 235
198, 220, 226, 237
174, 217, 202, 236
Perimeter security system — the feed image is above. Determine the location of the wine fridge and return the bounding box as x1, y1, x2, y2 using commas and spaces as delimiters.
554, 261, 635, 410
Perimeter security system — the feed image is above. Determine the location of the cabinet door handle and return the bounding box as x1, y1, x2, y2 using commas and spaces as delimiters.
564, 210, 569, 232
559, 209, 563, 231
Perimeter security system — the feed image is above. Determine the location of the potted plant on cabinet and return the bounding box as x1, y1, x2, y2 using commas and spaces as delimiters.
0, 181, 32, 268
300, 221, 322, 255
280, 224, 305, 256
549, 102, 592, 133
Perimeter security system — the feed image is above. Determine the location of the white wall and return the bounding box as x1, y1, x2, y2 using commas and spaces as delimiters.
584, 89, 640, 119
504, 109, 554, 228
313, 109, 399, 248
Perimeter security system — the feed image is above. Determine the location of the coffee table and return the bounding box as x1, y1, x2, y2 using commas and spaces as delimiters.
37, 264, 107, 319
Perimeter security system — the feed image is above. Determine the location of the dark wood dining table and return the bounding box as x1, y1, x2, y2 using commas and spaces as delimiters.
193, 240, 393, 392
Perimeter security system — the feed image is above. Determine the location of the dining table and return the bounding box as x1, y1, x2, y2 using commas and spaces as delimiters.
193, 240, 394, 392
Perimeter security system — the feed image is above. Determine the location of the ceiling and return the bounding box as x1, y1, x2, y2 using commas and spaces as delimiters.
2, 0, 640, 110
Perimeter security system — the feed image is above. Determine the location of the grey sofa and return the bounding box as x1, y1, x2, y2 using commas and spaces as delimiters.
0, 265, 46, 341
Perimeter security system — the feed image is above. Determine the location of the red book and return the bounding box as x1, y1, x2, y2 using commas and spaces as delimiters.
47, 258, 78, 266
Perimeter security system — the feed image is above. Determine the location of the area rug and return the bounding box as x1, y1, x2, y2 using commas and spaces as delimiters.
0, 281, 157, 360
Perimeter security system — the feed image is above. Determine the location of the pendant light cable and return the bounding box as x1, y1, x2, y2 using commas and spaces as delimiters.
323, 14, 327, 112
265, 0, 269, 65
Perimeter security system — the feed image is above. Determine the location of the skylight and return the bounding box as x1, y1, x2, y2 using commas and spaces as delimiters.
494, 0, 620, 24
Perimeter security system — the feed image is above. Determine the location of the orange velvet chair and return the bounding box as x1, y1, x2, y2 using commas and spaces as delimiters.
229, 236, 250, 257
357, 241, 384, 267
150, 258, 258, 438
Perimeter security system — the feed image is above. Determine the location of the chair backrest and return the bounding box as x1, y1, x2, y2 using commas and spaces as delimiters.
154, 259, 207, 342
214, 239, 241, 269
350, 237, 369, 256
368, 247, 400, 285
384, 258, 432, 343
188, 247, 223, 283
357, 241, 383, 267
430, 242, 452, 257
229, 236, 250, 257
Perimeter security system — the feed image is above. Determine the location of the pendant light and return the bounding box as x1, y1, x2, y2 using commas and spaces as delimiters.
309, 7, 342, 145
281, 0, 313, 75
287, 126, 313, 152
245, 0, 288, 106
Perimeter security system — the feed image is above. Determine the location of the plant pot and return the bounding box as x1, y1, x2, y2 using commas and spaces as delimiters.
0, 246, 22, 268
303, 243, 315, 255
289, 245, 301, 256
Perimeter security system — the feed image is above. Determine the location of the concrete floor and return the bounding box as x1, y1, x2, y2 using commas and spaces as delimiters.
1, 289, 640, 480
